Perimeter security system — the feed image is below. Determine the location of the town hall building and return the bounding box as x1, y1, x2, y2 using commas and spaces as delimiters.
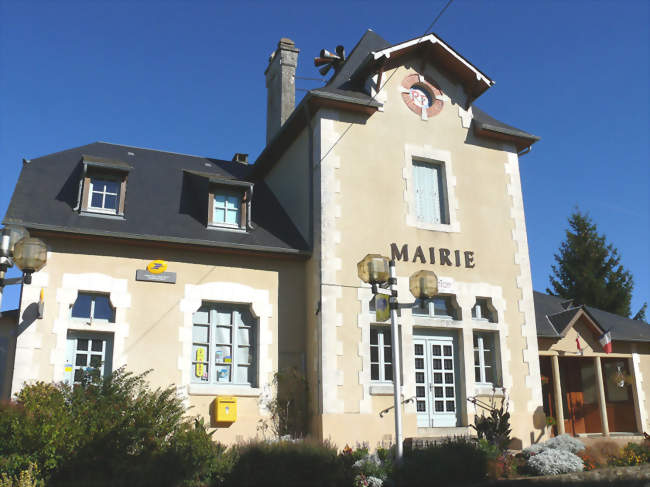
1, 29, 648, 448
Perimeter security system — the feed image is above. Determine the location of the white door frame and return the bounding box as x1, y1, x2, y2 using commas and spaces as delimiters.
414, 332, 460, 427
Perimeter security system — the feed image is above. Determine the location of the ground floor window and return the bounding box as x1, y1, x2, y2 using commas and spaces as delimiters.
65, 331, 113, 385
370, 326, 392, 381
192, 303, 257, 386
473, 331, 498, 385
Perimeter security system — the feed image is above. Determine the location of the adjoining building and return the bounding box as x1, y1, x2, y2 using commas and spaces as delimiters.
1, 30, 648, 448
535, 292, 649, 438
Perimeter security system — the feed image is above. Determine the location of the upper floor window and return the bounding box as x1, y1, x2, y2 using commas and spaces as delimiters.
192, 303, 257, 386
471, 297, 497, 323
71, 292, 115, 323
412, 296, 460, 320
412, 160, 449, 225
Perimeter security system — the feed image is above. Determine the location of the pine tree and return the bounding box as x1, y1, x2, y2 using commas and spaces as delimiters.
633, 303, 647, 323
547, 210, 635, 317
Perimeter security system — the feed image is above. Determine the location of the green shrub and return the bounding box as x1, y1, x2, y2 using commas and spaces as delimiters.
394, 438, 487, 486
0, 369, 224, 487
0, 384, 74, 478
0, 462, 42, 487
226, 439, 345, 487
477, 438, 501, 460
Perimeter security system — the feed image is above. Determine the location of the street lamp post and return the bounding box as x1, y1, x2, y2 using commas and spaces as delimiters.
357, 254, 438, 461
0, 226, 48, 309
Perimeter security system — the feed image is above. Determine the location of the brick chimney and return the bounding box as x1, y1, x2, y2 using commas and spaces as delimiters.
265, 38, 299, 143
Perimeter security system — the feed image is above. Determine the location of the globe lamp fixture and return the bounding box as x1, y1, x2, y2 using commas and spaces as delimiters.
357, 254, 390, 289
409, 270, 438, 300
12, 237, 47, 284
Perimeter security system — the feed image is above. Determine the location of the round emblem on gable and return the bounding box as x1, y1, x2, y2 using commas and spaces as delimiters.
409, 86, 432, 108
400, 74, 443, 119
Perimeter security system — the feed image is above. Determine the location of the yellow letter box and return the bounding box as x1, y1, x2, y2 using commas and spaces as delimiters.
215, 396, 237, 423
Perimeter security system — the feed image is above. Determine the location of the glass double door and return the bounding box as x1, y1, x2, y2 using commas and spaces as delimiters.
414, 335, 459, 427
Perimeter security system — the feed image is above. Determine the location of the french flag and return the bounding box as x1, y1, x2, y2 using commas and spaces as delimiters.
599, 330, 612, 354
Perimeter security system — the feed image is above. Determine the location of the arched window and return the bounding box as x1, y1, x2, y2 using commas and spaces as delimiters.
191, 303, 257, 386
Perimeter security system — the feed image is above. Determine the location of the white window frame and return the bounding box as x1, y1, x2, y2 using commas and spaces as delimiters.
88, 177, 121, 214
370, 325, 393, 383
212, 192, 241, 228
403, 145, 460, 233
412, 159, 448, 226
473, 332, 498, 386
65, 331, 114, 385
191, 303, 257, 387
70, 292, 115, 324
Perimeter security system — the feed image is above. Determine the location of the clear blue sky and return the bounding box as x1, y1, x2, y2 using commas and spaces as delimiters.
1, 0, 648, 315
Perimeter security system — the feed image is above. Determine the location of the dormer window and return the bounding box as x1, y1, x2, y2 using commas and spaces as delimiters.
182, 168, 253, 231
78, 155, 131, 218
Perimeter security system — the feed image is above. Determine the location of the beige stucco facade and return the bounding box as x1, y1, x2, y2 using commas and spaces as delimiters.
293, 59, 544, 448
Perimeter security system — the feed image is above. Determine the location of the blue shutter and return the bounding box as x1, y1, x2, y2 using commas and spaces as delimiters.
413, 162, 442, 224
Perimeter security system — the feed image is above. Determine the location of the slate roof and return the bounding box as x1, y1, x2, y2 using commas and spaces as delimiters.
533, 291, 650, 342
471, 107, 540, 150
547, 307, 583, 336
3, 142, 309, 255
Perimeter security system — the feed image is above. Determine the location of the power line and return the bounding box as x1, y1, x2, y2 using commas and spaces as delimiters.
315, 0, 454, 169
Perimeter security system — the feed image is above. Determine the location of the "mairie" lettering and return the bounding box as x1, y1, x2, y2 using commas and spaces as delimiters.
390, 243, 475, 268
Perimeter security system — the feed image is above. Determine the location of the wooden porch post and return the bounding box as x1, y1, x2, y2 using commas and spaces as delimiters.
594, 356, 609, 436
551, 355, 565, 435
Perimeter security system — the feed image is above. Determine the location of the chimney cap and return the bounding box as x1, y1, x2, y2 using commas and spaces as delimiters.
279, 37, 295, 47
232, 153, 249, 164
